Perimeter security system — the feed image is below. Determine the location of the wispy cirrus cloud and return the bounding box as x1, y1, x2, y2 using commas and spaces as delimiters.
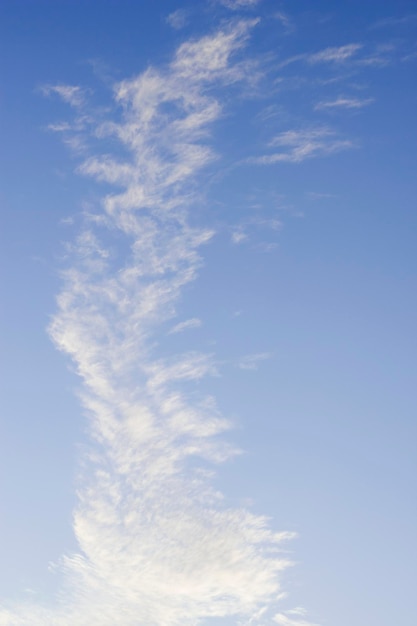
238, 352, 272, 370
314, 96, 374, 110
274, 11, 295, 33
166, 8, 189, 30
274, 607, 321, 626
1, 20, 298, 626
252, 127, 353, 164
168, 317, 203, 334
231, 228, 249, 244
306, 191, 337, 200
230, 216, 281, 246
369, 13, 417, 30
41, 83, 88, 107
278, 43, 362, 69
219, 0, 261, 10
307, 43, 363, 64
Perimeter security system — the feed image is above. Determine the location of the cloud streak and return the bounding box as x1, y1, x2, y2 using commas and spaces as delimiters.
238, 352, 272, 371
307, 44, 363, 64
41, 84, 88, 107
278, 44, 363, 69
0, 21, 297, 626
168, 318, 203, 334
251, 128, 353, 164
219, 0, 261, 10
314, 96, 374, 110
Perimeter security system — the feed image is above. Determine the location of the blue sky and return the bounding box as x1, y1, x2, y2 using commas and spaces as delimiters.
1, 1, 416, 625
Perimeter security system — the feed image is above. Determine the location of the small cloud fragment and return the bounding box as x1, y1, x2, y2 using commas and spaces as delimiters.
238, 352, 272, 370
306, 191, 336, 200
315, 96, 374, 110
166, 9, 189, 30
219, 0, 261, 9
41, 84, 87, 107
274, 11, 295, 33
231, 229, 248, 244
47, 121, 72, 132
370, 14, 417, 30
168, 318, 202, 334
252, 127, 353, 164
307, 43, 362, 64
274, 607, 321, 626
278, 43, 362, 69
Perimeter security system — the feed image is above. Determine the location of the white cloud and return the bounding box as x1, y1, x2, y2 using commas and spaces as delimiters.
230, 216, 281, 246
231, 229, 248, 244
3, 21, 297, 626
306, 191, 336, 200
307, 43, 362, 64
273, 607, 321, 626
171, 19, 259, 83
252, 127, 353, 164
220, 0, 261, 10
274, 11, 294, 33
257, 242, 278, 253
238, 352, 272, 370
169, 317, 202, 334
369, 13, 417, 30
166, 9, 189, 30
41, 84, 87, 107
47, 121, 72, 132
278, 43, 362, 69
315, 96, 374, 110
